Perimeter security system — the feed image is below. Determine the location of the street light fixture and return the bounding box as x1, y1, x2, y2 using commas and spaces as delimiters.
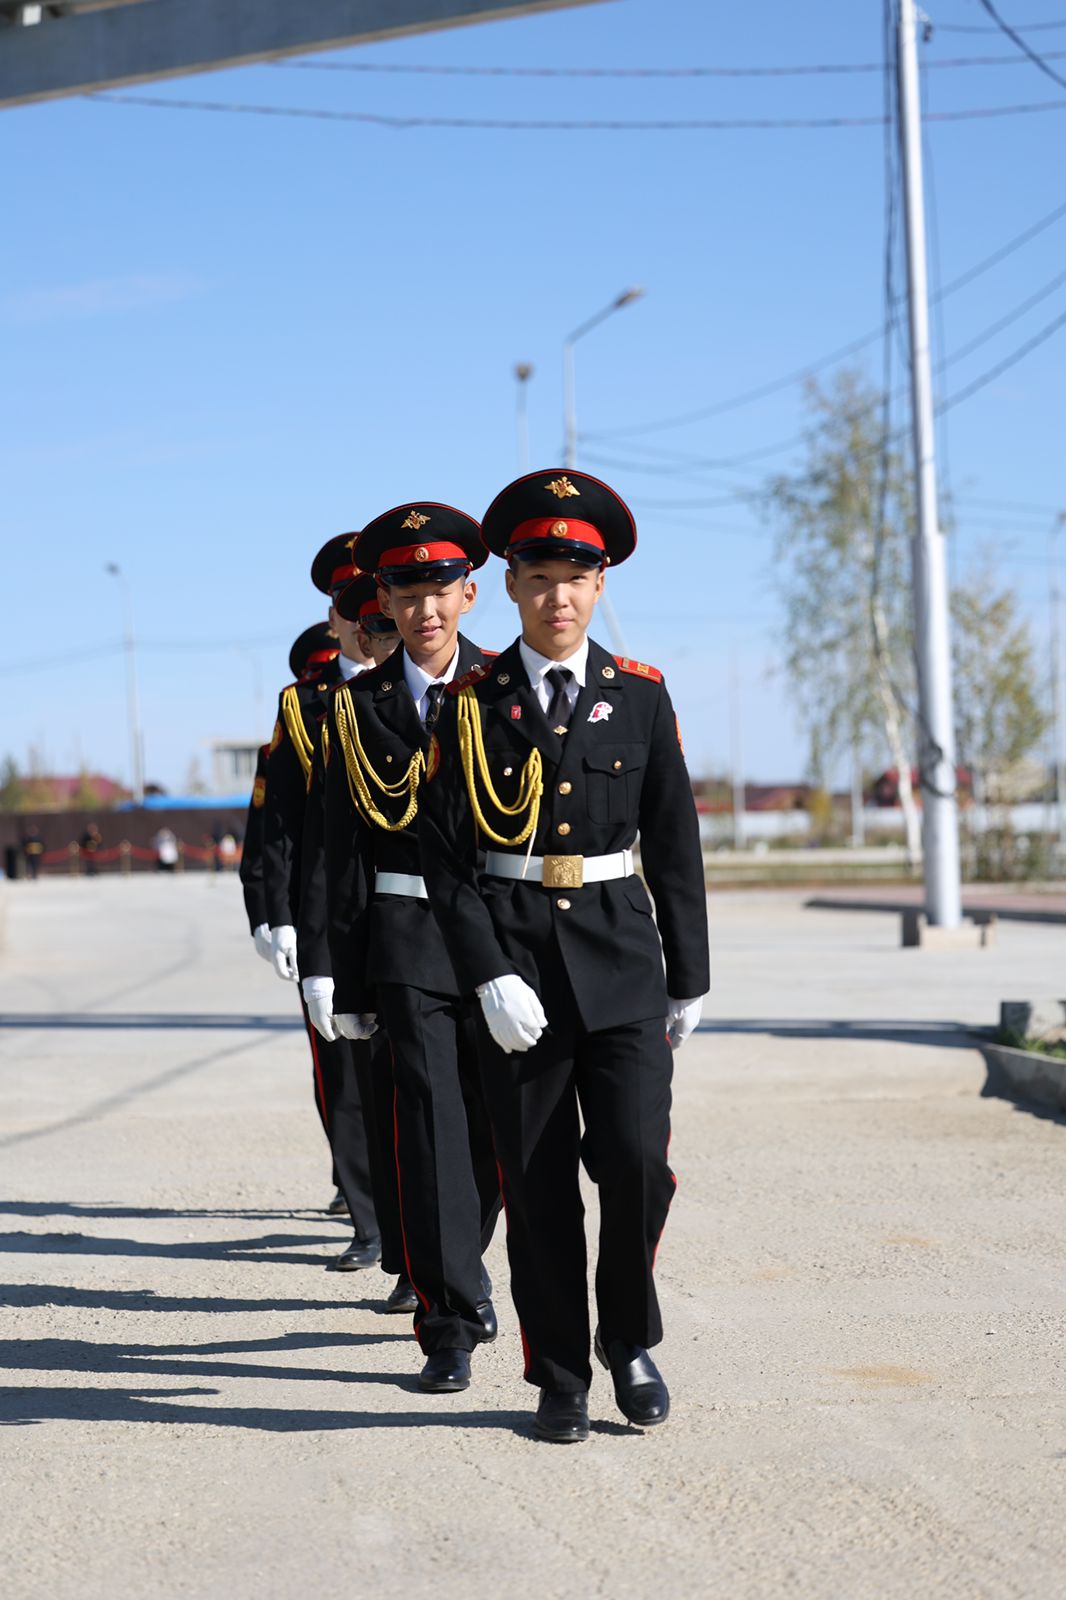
105, 562, 145, 805
562, 287, 645, 653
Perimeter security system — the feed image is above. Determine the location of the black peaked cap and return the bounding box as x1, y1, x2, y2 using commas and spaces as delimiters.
311, 532, 362, 595
289, 622, 339, 681
480, 469, 636, 566
354, 503, 487, 577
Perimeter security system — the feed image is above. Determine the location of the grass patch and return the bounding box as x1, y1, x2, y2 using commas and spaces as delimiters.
998, 1029, 1066, 1061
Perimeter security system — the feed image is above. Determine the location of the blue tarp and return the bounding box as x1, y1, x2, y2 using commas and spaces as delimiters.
115, 794, 250, 811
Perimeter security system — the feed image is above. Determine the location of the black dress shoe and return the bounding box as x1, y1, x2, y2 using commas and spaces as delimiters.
594, 1328, 670, 1426
418, 1349, 471, 1393
533, 1388, 589, 1444
326, 1235, 382, 1272
476, 1298, 498, 1342
326, 1188, 349, 1216
480, 1263, 493, 1300
383, 1275, 419, 1314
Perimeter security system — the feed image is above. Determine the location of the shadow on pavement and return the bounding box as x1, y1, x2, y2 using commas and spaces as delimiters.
0, 1331, 412, 1389
0, 1284, 374, 1314
0, 1385, 632, 1439
0, 1202, 335, 1223
0, 1230, 347, 1267
697, 1018, 978, 1050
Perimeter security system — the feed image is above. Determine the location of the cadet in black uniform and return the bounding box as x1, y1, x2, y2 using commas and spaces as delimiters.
323, 505, 501, 1392
298, 575, 413, 1304
263, 537, 377, 1263
421, 470, 709, 1442
241, 623, 337, 970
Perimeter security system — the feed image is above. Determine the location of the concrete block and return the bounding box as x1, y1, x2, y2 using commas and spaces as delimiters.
980, 1039, 1066, 1114
901, 909, 995, 948
1000, 1000, 1066, 1043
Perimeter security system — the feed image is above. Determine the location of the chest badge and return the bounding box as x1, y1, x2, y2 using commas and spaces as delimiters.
588, 701, 614, 724
511, 705, 522, 719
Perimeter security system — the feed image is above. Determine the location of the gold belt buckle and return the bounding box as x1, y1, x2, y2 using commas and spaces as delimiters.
541, 854, 584, 889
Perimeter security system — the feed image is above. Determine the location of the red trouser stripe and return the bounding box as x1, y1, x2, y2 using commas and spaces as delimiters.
390, 1044, 431, 1319
304, 1009, 329, 1132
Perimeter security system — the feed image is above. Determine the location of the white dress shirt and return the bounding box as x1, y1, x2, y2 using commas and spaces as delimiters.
518, 637, 589, 716
337, 653, 366, 682
402, 645, 461, 723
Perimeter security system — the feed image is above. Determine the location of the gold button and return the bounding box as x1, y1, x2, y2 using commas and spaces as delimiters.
613, 760, 622, 771
557, 822, 571, 836
558, 781, 572, 795
385, 754, 393, 764
557, 898, 571, 911
503, 766, 513, 777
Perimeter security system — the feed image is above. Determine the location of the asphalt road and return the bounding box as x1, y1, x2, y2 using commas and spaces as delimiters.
1, 876, 1064, 1599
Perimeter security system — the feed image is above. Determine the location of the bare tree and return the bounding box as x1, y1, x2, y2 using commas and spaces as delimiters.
765, 370, 921, 863
951, 564, 1048, 805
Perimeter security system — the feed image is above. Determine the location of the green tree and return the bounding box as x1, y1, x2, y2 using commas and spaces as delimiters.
951, 567, 1049, 805
0, 756, 25, 812
764, 369, 921, 863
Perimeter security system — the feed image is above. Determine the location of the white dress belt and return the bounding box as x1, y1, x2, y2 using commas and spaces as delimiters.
484, 848, 634, 886
375, 871, 428, 899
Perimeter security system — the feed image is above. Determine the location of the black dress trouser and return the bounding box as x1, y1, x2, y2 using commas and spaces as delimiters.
300, 999, 377, 1240
377, 984, 501, 1354
477, 1005, 675, 1395
352, 1032, 405, 1277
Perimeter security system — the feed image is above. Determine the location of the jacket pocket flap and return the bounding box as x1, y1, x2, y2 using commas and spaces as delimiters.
583, 745, 643, 776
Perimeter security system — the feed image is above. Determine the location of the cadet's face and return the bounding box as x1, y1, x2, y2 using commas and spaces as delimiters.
379, 576, 476, 661
362, 628, 400, 667
327, 603, 369, 662
506, 558, 605, 659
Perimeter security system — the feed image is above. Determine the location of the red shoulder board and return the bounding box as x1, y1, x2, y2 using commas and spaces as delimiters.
614, 656, 663, 684
481, 650, 499, 659
446, 662, 490, 696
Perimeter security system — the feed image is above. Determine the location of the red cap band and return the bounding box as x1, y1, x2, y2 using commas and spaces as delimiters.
305, 648, 340, 666
329, 562, 359, 588
378, 540, 470, 569
508, 517, 605, 553
358, 599, 382, 620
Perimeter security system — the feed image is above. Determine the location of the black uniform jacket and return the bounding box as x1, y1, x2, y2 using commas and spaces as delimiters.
263, 658, 342, 929
239, 744, 270, 933
325, 634, 489, 1014
420, 636, 709, 1034
296, 719, 332, 980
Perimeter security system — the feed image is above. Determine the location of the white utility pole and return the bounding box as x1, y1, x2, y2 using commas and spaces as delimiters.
730, 660, 745, 851
1050, 513, 1066, 851
897, 0, 961, 926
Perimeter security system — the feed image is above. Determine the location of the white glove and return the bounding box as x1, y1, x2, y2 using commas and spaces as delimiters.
270, 925, 299, 982
334, 1012, 379, 1042
476, 975, 547, 1055
666, 996, 702, 1052
252, 923, 272, 963
302, 975, 337, 1042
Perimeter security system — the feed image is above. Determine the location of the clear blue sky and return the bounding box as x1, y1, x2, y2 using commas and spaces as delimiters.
2, 0, 1063, 791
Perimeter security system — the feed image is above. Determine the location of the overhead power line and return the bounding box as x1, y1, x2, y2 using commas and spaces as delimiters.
90, 91, 1066, 133
975, 0, 1066, 89
937, 304, 1066, 413
274, 51, 1066, 78
937, 16, 1066, 31
588, 195, 1066, 440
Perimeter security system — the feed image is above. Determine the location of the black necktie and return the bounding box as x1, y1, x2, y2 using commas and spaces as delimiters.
546, 667, 574, 731
424, 681, 446, 730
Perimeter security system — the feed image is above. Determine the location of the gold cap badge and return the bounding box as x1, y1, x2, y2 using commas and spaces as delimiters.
551, 520, 569, 537
414, 546, 429, 562
402, 510, 431, 531
545, 475, 580, 500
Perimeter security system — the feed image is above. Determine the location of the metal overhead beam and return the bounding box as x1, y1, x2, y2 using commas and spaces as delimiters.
0, 0, 610, 109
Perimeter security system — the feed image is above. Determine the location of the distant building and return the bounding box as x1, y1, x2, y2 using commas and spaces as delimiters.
18, 773, 129, 810
209, 740, 261, 796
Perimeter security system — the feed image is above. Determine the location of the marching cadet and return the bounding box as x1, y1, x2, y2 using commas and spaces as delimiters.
421, 470, 709, 1443
323, 505, 501, 1392
241, 622, 338, 970
263, 538, 377, 1262
297, 575, 414, 1306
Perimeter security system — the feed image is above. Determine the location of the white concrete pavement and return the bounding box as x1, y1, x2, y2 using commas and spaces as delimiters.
1, 876, 1064, 1599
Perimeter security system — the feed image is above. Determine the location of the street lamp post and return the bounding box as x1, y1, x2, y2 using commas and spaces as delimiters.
562, 287, 644, 654
514, 362, 533, 472
105, 562, 145, 805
